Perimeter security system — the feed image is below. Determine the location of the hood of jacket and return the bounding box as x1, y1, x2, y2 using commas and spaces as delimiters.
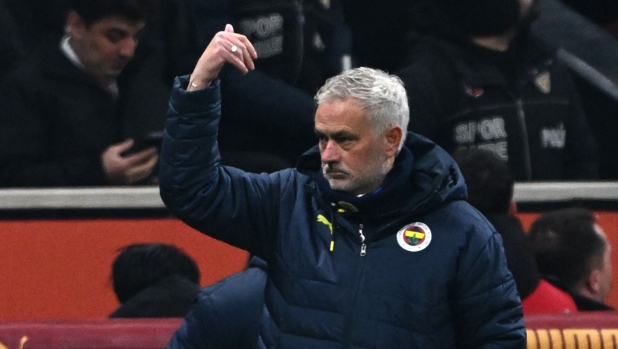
296, 131, 467, 220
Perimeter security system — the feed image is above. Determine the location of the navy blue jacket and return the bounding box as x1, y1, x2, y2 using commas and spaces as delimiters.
167, 257, 268, 349
159, 77, 526, 348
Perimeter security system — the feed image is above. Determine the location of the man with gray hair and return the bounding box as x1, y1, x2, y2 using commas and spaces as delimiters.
159, 24, 525, 348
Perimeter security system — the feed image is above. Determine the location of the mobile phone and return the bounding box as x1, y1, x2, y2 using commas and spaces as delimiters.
123, 131, 163, 156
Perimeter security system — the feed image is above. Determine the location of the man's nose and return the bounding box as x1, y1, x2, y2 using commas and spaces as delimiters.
118, 38, 138, 58
321, 140, 340, 163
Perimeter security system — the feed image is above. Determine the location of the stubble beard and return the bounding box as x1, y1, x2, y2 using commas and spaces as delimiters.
323, 156, 391, 195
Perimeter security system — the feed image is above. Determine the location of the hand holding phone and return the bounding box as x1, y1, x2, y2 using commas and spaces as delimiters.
102, 138, 160, 184
122, 131, 163, 156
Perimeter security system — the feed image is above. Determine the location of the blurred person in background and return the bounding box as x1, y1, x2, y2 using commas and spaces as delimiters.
528, 208, 614, 311
395, 0, 599, 181
110, 243, 201, 318
453, 148, 577, 314
0, 0, 165, 187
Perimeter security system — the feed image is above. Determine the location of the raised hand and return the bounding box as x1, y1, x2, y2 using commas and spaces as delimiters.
187, 24, 258, 91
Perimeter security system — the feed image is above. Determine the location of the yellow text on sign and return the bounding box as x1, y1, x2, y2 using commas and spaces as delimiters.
527, 329, 618, 349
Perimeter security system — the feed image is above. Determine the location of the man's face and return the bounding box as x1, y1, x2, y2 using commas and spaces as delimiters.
68, 13, 145, 82
315, 99, 398, 196
595, 224, 613, 302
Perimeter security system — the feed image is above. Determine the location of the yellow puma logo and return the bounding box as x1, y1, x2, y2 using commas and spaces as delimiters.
318, 214, 335, 251
317, 214, 333, 234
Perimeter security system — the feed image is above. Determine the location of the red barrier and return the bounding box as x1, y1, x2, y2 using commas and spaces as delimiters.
0, 212, 615, 321
0, 219, 248, 321
0, 314, 617, 349
0, 319, 183, 349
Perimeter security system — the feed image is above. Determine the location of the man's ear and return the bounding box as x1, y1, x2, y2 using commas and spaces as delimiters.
384, 126, 403, 157
585, 269, 602, 295
66, 11, 86, 39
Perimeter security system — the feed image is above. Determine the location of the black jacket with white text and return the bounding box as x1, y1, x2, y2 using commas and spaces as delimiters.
397, 33, 599, 181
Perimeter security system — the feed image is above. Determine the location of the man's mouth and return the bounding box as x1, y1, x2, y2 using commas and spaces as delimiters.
324, 168, 348, 179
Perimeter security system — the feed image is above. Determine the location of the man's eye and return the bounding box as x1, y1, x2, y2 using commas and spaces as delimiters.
106, 31, 127, 43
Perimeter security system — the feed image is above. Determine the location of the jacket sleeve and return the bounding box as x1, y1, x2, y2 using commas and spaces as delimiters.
166, 267, 267, 349
159, 76, 297, 258
452, 217, 527, 349
0, 74, 106, 187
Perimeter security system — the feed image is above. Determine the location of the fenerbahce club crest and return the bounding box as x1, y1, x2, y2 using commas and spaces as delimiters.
397, 223, 432, 252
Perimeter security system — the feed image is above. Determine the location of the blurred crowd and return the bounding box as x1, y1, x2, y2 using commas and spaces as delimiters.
1, 0, 618, 186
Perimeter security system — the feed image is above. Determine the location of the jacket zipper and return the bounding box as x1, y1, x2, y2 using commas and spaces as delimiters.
516, 99, 533, 180
359, 224, 366, 256
343, 223, 368, 347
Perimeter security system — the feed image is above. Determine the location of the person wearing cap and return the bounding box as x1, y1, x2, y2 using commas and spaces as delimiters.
396, 0, 599, 181
159, 24, 525, 348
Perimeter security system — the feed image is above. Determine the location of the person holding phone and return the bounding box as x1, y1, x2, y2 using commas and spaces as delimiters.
0, 0, 163, 187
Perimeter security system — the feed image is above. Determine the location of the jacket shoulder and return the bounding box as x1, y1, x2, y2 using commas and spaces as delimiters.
428, 200, 498, 244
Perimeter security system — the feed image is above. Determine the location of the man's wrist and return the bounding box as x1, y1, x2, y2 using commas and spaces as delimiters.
172, 77, 221, 114
187, 75, 213, 91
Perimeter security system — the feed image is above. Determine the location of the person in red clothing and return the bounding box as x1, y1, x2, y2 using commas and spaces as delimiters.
522, 279, 577, 314
452, 148, 577, 314
529, 208, 614, 311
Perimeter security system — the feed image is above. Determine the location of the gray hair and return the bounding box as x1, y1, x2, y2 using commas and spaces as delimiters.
315, 67, 410, 149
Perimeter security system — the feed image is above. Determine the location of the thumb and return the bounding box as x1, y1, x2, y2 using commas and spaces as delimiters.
114, 139, 134, 152
225, 23, 234, 33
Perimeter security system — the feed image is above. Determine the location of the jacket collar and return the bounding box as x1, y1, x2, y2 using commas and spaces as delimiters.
314, 146, 415, 217
38, 46, 110, 95
60, 36, 119, 97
